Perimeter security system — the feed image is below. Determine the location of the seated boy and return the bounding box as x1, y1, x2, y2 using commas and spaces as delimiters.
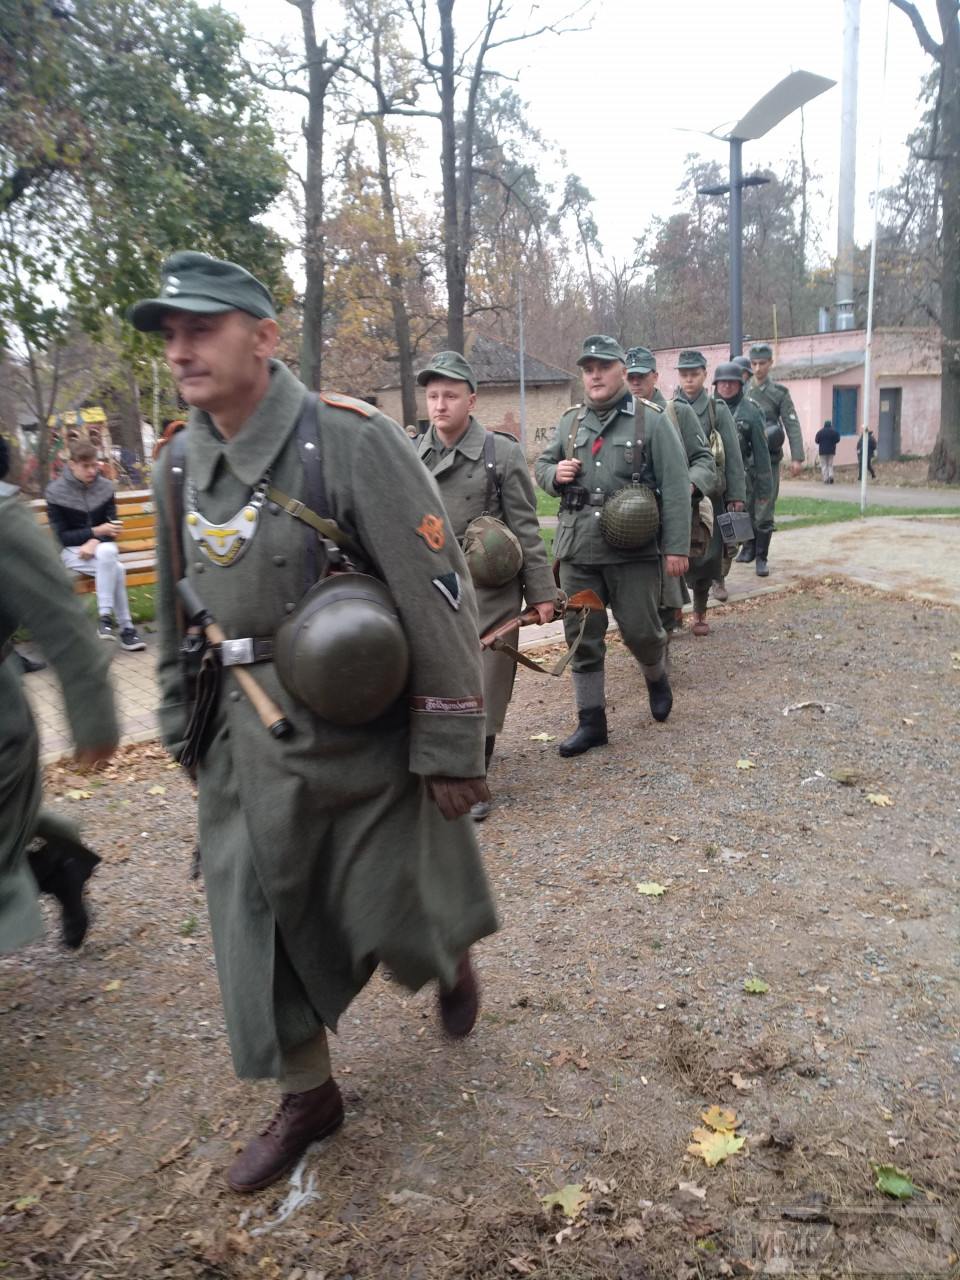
45, 442, 146, 651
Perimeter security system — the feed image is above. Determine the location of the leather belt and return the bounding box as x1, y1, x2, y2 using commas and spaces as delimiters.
218, 636, 274, 666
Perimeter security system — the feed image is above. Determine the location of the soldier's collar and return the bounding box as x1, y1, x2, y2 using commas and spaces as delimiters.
587, 391, 634, 418
187, 360, 308, 491
427, 414, 486, 460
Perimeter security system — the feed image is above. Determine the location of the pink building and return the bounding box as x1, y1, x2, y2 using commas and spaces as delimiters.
652, 327, 941, 465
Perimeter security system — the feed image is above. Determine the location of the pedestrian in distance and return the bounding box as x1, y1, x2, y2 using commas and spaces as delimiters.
45, 440, 146, 651
132, 251, 498, 1194
857, 427, 878, 479
815, 419, 841, 483
416, 350, 555, 821
535, 335, 690, 755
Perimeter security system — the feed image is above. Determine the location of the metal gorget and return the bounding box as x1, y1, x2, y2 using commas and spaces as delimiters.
186, 472, 270, 567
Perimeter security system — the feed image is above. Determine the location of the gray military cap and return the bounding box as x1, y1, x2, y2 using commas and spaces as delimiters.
416, 351, 477, 392
129, 251, 276, 331
577, 335, 626, 366
625, 346, 657, 374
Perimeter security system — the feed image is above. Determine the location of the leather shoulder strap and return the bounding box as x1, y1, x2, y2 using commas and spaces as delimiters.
164, 427, 188, 636
482, 429, 501, 514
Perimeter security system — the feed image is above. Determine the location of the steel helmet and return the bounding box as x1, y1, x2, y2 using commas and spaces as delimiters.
462, 514, 523, 588
274, 573, 410, 725
765, 422, 786, 452
732, 355, 752, 377
599, 483, 660, 550
713, 361, 745, 383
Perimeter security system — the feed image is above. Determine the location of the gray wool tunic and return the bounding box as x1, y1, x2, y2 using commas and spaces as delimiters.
152, 362, 498, 1079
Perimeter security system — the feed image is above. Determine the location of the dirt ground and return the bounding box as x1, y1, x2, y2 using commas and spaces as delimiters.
792, 459, 936, 488
1, 583, 959, 1280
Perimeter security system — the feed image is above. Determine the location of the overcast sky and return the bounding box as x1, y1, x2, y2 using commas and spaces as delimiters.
220, 0, 936, 266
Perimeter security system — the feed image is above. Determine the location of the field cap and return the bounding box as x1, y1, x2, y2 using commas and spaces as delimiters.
749, 342, 773, 361
676, 349, 707, 369
577, 335, 626, 366
416, 350, 477, 392
129, 251, 276, 332
625, 346, 656, 374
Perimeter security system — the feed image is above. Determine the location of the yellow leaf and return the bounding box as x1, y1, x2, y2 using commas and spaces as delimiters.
148, 785, 166, 796
539, 1184, 589, 1219
701, 1106, 738, 1133
636, 882, 666, 896
743, 977, 770, 994
529, 732, 556, 742
65, 789, 92, 801
687, 1127, 745, 1167
867, 792, 893, 807
101, 979, 122, 992
736, 759, 756, 771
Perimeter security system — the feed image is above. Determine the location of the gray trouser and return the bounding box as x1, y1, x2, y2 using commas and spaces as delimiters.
559, 559, 665, 672
61, 542, 132, 625
819, 455, 835, 481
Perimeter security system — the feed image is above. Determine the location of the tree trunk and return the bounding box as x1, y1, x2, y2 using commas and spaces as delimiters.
437, 0, 465, 351
372, 31, 418, 428
930, 0, 960, 482
299, 4, 328, 390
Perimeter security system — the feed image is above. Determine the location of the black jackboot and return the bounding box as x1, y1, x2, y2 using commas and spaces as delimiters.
755, 530, 772, 577
558, 707, 608, 758
27, 838, 100, 949
736, 539, 756, 563
645, 674, 674, 722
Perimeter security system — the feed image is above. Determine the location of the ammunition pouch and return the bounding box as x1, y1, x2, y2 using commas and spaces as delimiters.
558, 484, 588, 512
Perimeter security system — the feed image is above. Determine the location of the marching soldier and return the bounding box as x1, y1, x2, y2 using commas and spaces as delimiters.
713, 362, 773, 596
743, 342, 804, 576
0, 436, 118, 956
674, 352, 746, 636
132, 252, 498, 1193
624, 346, 716, 633
416, 351, 555, 821
535, 335, 690, 755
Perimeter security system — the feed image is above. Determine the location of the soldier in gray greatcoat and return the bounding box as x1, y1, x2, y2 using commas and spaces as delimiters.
0, 436, 118, 956
416, 351, 555, 821
132, 252, 498, 1194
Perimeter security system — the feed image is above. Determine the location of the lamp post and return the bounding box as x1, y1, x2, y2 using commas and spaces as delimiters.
697, 71, 835, 356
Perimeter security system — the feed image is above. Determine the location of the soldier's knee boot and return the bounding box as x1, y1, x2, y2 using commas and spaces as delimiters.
755, 530, 772, 577
736, 539, 756, 563
27, 838, 100, 949
641, 659, 673, 722
558, 707, 608, 757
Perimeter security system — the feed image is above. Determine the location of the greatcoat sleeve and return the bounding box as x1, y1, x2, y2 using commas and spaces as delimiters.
649, 415, 692, 557
151, 451, 191, 757
2, 499, 118, 752
715, 400, 746, 505
347, 420, 487, 780
498, 440, 555, 605
534, 411, 576, 496
750, 410, 774, 502
779, 386, 805, 462
672, 401, 717, 499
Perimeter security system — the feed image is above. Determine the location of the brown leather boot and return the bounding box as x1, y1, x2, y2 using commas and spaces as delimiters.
438, 951, 479, 1039
691, 612, 710, 637
227, 1079, 344, 1193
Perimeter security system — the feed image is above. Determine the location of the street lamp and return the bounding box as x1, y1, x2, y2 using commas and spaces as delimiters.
696, 70, 836, 356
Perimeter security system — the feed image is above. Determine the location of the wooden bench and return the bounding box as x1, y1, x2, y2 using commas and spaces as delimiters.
30, 489, 157, 592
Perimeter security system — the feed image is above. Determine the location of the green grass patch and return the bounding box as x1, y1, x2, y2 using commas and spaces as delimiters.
83, 584, 156, 625
776, 496, 960, 530
536, 489, 560, 517
540, 526, 555, 558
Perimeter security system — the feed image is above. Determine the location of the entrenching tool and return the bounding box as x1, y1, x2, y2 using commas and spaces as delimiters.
479, 589, 604, 676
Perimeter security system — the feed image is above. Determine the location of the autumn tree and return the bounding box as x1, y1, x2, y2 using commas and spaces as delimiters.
888, 1, 960, 482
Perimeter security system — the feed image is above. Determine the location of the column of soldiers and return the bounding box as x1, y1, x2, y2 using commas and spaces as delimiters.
1, 248, 809, 1198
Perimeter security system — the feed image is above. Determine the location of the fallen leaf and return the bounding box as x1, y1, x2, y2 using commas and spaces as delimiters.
635, 881, 666, 896
176, 1162, 213, 1196
147, 785, 166, 796
155, 1136, 192, 1170
616, 1218, 645, 1242
540, 1184, 589, 1219
41, 1218, 66, 1239
14, 1195, 39, 1212
101, 979, 123, 993
677, 1181, 707, 1200
529, 732, 555, 742
730, 1072, 756, 1092
743, 978, 769, 995
65, 789, 92, 801
736, 759, 756, 770
687, 1127, 745, 1167
873, 1164, 916, 1199
701, 1107, 738, 1133
867, 793, 894, 807
667, 835, 682, 844
507, 1258, 536, 1276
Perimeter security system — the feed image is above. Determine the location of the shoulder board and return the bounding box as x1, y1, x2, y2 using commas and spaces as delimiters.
318, 392, 372, 418
561, 403, 582, 416
639, 397, 663, 413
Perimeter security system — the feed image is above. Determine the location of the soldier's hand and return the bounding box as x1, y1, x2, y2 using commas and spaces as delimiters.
790, 460, 802, 477
532, 601, 556, 625
427, 776, 490, 821
726, 501, 745, 512
75, 741, 118, 768
555, 459, 582, 484
665, 555, 689, 578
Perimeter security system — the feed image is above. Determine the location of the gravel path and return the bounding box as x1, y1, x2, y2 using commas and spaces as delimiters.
1, 584, 958, 1279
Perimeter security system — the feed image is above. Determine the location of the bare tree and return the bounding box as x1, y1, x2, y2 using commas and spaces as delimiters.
890, 0, 960, 483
